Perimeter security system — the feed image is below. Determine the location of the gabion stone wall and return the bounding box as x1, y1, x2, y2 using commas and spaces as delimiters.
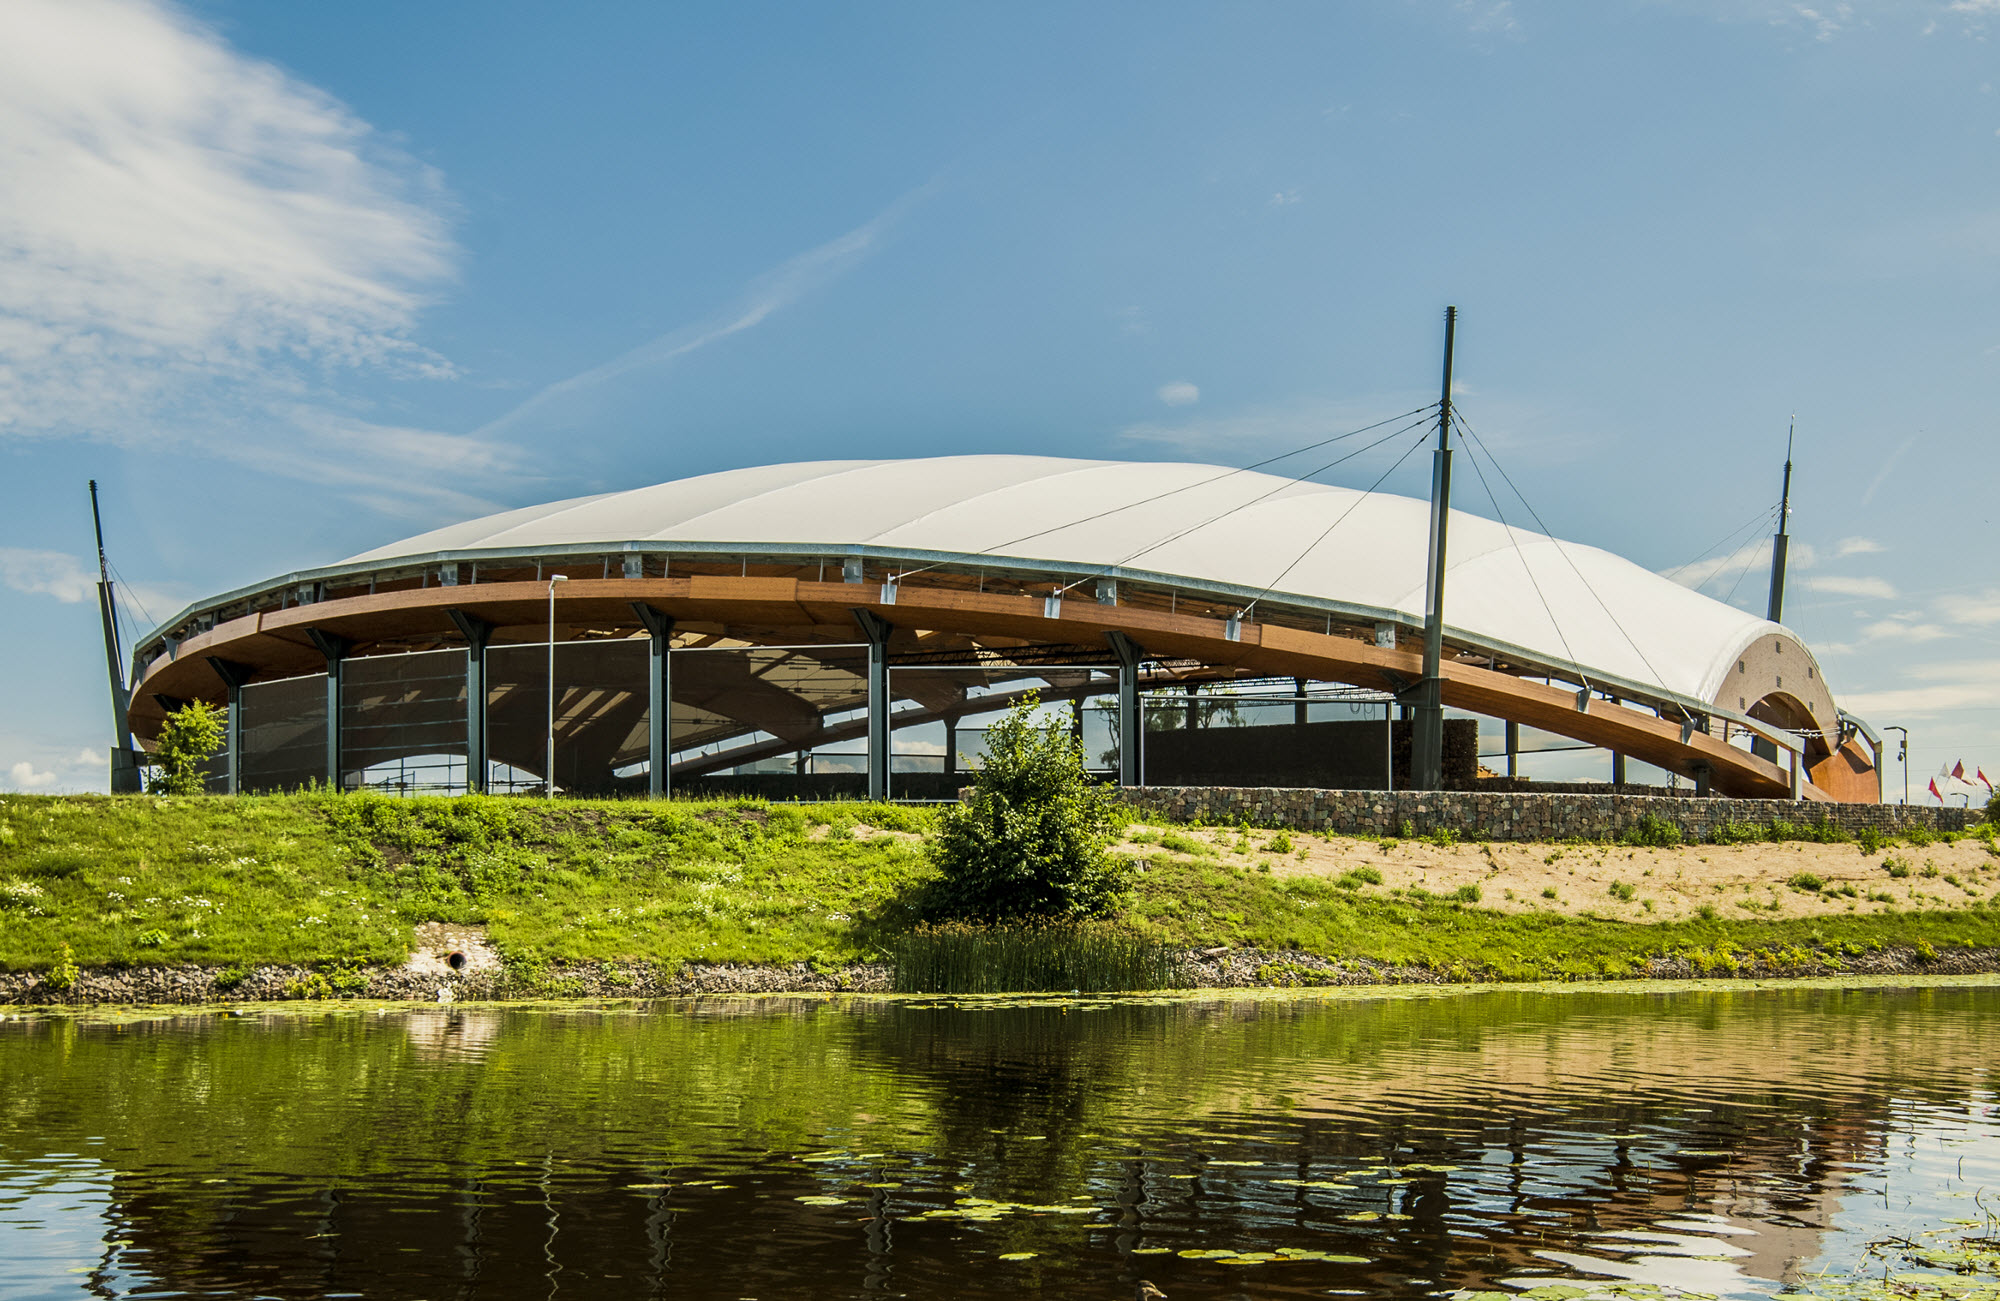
1121, 786, 1984, 842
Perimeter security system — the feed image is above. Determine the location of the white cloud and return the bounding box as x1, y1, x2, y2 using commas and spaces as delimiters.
75, 748, 102, 766
1659, 538, 1817, 596
0, 0, 457, 442
5, 761, 57, 791
1938, 588, 2000, 625
1120, 394, 1433, 455
1157, 381, 1201, 407
0, 548, 96, 603
1267, 190, 1302, 207
477, 183, 936, 443
1808, 574, 1897, 599
1863, 617, 1951, 641
1835, 536, 1885, 557
1842, 657, 2000, 717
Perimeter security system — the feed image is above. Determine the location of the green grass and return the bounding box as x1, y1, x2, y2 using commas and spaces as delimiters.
4, 793, 1999, 986
0, 791, 936, 972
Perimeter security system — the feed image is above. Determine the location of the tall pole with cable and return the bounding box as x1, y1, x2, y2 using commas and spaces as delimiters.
89, 481, 141, 793
1751, 420, 1795, 764
1412, 306, 1456, 792
1766, 418, 1794, 624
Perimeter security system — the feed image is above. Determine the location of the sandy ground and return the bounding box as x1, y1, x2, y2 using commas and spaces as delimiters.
1120, 822, 2000, 921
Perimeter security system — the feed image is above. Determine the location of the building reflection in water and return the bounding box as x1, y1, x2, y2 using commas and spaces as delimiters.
1, 984, 1993, 1300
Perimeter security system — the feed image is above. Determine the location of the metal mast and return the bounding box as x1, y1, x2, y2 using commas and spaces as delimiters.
1411, 306, 1456, 791
1766, 417, 1794, 624
90, 481, 142, 793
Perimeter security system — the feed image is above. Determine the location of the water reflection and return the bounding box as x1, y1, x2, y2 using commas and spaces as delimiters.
0, 981, 1995, 1300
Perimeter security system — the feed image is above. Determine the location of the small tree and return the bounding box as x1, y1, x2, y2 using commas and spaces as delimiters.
149, 700, 226, 795
928, 693, 1127, 921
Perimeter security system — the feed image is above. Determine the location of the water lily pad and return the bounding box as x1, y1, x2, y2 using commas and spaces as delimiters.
1131, 1247, 1173, 1255
1177, 1248, 1239, 1259
998, 1252, 1037, 1262
795, 1195, 848, 1205
1344, 1211, 1380, 1222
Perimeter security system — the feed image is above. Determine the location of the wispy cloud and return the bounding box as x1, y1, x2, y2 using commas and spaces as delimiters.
1660, 538, 1817, 597
1861, 433, 1920, 507
1842, 657, 2000, 717
1119, 394, 1432, 457
1809, 574, 1897, 599
1156, 381, 1200, 407
0, 547, 184, 620
0, 549, 96, 604
1939, 587, 2000, 625
1863, 617, 1951, 641
476, 182, 939, 443
0, 0, 456, 442
1835, 536, 1886, 557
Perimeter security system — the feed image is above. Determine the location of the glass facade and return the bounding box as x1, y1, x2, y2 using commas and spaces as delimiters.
239, 673, 327, 792
487, 640, 650, 796
340, 650, 469, 794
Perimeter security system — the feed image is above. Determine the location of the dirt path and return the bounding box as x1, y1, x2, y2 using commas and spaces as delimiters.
1121, 822, 2000, 922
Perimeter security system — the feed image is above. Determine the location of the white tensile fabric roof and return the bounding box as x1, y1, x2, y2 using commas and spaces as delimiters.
348, 455, 1793, 705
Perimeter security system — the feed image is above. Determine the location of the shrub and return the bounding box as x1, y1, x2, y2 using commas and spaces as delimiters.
1709, 820, 1764, 845
1263, 831, 1294, 854
1335, 865, 1384, 889
213, 965, 250, 993
1620, 814, 1682, 848
1608, 882, 1636, 902
1787, 872, 1824, 892
44, 942, 78, 991
1884, 856, 1911, 879
148, 700, 227, 796
925, 694, 1126, 921
1451, 883, 1482, 904
135, 928, 168, 948
1696, 903, 1718, 920
1915, 937, 1938, 963
1541, 886, 1558, 900
1857, 827, 1889, 856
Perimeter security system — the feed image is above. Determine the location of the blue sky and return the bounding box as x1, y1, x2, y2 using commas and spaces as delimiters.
3, 0, 1997, 797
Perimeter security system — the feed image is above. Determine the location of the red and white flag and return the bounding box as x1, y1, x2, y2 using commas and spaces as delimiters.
1952, 760, 1967, 780
1929, 777, 1944, 802
1979, 768, 1994, 791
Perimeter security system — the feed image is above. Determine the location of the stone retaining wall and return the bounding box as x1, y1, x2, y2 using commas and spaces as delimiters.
1121, 785, 1984, 842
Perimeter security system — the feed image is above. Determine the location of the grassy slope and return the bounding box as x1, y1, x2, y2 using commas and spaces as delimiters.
2, 792, 1998, 980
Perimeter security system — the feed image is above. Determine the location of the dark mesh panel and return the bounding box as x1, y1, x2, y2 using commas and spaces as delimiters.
340, 650, 469, 794
239, 674, 326, 792
487, 641, 649, 796
670, 644, 869, 756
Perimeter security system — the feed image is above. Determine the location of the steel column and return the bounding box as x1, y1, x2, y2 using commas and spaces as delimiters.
205, 657, 250, 795
1413, 305, 1457, 791
447, 611, 493, 793
1107, 632, 1143, 787
305, 629, 348, 790
632, 603, 674, 799
854, 610, 892, 801
1505, 720, 1519, 779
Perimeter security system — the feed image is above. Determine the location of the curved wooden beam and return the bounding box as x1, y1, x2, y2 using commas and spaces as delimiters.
131, 575, 1817, 800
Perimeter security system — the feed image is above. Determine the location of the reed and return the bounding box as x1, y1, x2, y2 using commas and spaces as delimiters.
889, 921, 1187, 993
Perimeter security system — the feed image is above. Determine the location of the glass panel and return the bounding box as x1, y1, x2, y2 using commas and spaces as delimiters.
671, 644, 870, 800
238, 674, 326, 793
340, 650, 469, 795
487, 640, 650, 797
891, 665, 1118, 800
1141, 686, 1394, 789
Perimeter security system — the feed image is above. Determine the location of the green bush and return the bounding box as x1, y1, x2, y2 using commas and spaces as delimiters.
1787, 872, 1824, 892
924, 694, 1126, 921
1857, 827, 1889, 855
1608, 881, 1636, 902
1335, 865, 1384, 890
148, 700, 226, 796
1620, 814, 1682, 848
43, 942, 78, 991
1452, 883, 1482, 904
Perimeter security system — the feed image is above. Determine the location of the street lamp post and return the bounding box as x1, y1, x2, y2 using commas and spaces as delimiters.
546, 574, 568, 798
1884, 725, 1909, 805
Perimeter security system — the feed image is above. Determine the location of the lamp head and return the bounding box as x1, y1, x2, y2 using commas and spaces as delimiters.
550, 573, 568, 582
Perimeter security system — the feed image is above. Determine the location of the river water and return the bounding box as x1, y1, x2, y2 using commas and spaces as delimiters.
2, 978, 1996, 1301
